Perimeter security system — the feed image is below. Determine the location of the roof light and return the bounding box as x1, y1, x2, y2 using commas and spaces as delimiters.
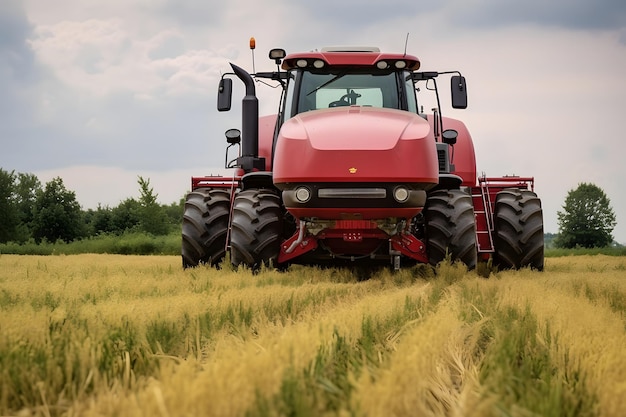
296, 59, 308, 68
313, 59, 325, 69
376, 61, 389, 69
394, 60, 407, 69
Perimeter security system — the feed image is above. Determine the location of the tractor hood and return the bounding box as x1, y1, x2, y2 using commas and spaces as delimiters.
273, 106, 439, 184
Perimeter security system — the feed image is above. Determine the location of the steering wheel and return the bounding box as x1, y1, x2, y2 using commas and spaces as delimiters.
329, 96, 350, 107
329, 90, 361, 107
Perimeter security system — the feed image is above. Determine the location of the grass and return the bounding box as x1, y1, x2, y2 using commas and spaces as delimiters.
0, 254, 624, 416
478, 303, 593, 416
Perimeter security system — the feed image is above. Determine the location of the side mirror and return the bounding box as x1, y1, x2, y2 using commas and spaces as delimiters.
451, 75, 467, 109
217, 78, 233, 111
225, 128, 241, 144
442, 129, 458, 145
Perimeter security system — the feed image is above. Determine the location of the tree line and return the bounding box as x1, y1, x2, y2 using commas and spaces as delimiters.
0, 168, 183, 244
0, 168, 619, 249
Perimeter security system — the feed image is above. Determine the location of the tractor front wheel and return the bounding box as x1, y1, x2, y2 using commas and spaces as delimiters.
230, 189, 283, 269
493, 188, 544, 270
181, 188, 231, 268
425, 189, 477, 269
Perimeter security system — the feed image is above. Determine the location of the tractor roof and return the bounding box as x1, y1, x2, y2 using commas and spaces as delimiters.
282, 47, 420, 71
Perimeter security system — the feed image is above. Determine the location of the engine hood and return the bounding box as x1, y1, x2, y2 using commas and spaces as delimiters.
273, 106, 439, 184
284, 106, 430, 150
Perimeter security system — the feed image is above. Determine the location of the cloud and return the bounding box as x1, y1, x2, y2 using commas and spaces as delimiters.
0, 1, 50, 169
28, 19, 232, 98
445, 0, 626, 31
296, 1, 434, 27
151, 0, 226, 27
4, 14, 244, 173
0, 1, 37, 80
147, 30, 186, 60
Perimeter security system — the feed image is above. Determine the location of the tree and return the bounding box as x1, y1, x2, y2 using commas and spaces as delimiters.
111, 198, 141, 233
163, 197, 184, 228
14, 172, 42, 222
0, 169, 19, 242
137, 176, 169, 235
14, 172, 42, 242
556, 183, 617, 248
32, 177, 85, 243
85, 204, 115, 235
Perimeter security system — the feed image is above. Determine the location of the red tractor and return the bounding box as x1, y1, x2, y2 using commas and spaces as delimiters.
182, 44, 544, 271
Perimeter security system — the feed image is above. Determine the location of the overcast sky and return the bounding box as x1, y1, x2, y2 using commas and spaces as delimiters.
2, 0, 626, 242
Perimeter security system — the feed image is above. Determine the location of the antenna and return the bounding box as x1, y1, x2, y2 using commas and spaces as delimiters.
403, 33, 410, 56
250, 37, 256, 74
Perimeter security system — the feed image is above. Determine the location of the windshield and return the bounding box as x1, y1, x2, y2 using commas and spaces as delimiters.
288, 70, 405, 116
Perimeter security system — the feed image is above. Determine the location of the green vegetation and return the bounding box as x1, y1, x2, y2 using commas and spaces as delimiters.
0, 168, 184, 250
0, 232, 181, 255
555, 182, 617, 248
478, 304, 593, 416
545, 246, 626, 257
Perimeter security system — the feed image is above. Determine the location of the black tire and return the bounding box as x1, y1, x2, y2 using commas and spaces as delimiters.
230, 189, 283, 269
493, 188, 544, 270
425, 189, 477, 269
181, 188, 231, 268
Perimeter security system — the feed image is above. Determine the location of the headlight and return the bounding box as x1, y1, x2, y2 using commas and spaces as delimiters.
393, 186, 409, 203
295, 187, 311, 203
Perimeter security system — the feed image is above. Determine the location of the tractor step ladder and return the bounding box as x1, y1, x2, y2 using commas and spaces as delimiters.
472, 176, 535, 258
473, 177, 496, 255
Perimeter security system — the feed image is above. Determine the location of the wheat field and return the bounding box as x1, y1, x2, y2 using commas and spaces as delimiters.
0, 254, 624, 416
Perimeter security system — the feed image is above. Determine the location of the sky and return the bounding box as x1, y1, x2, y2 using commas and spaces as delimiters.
2, 0, 626, 242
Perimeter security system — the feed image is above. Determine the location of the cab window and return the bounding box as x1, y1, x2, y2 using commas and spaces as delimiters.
297, 70, 400, 113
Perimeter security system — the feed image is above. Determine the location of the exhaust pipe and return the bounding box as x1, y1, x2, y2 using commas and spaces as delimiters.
230, 63, 264, 171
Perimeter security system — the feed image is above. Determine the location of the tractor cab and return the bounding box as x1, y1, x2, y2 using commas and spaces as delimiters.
278, 47, 421, 120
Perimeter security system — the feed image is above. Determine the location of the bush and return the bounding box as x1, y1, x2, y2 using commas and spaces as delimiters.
545, 246, 626, 257
0, 232, 181, 256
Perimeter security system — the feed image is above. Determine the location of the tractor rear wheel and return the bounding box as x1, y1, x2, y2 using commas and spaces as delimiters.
425, 189, 477, 269
494, 188, 544, 270
230, 188, 283, 269
181, 188, 231, 268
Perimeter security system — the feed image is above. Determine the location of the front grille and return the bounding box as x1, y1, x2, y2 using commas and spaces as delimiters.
318, 188, 387, 199
437, 143, 449, 173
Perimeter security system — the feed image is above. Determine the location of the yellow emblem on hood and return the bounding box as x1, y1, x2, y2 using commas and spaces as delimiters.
349, 167, 357, 174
